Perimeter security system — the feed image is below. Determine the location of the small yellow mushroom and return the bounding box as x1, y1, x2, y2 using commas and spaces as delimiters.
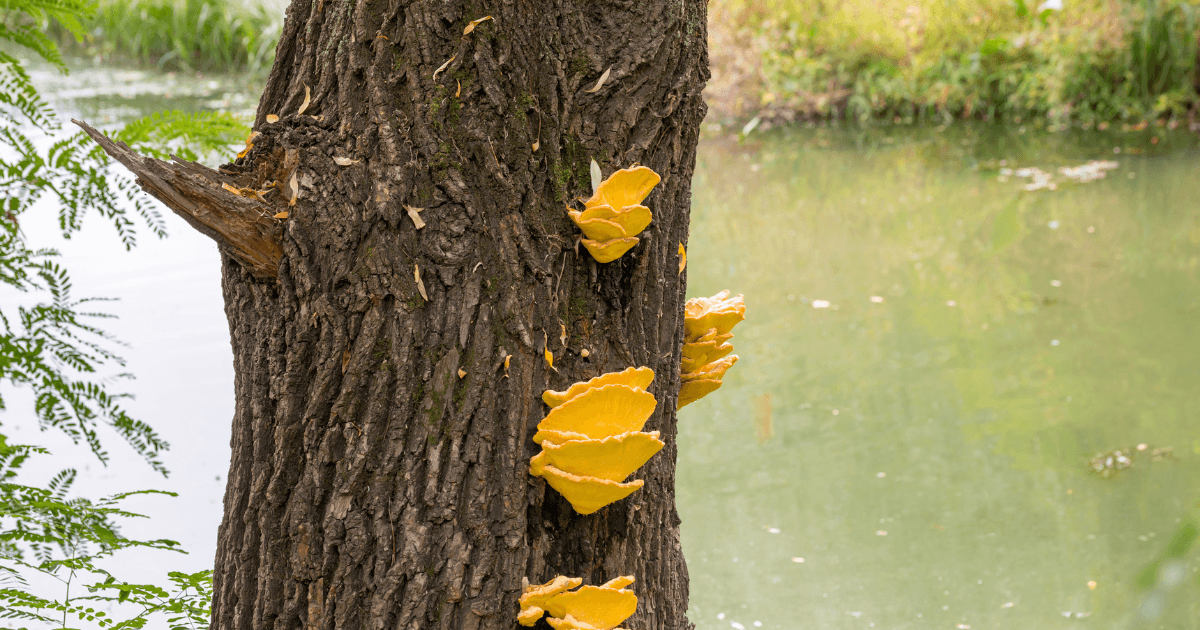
677, 379, 723, 409
542, 366, 654, 408
537, 466, 643, 515
543, 582, 638, 629
266, 114, 279, 123
584, 166, 659, 213
545, 347, 557, 371
518, 576, 583, 627
683, 290, 746, 339
568, 166, 660, 264
678, 243, 686, 274
678, 291, 746, 410
518, 576, 636, 630
580, 237, 641, 264
530, 431, 663, 482
535, 384, 656, 442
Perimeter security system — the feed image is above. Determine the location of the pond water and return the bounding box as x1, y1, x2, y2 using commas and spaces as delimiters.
14, 61, 1200, 627
681, 125, 1200, 629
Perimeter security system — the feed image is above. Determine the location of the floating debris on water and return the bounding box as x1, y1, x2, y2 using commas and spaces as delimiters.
999, 160, 1119, 191
1089, 445, 1173, 477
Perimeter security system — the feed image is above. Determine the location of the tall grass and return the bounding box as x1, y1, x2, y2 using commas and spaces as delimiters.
708, 0, 1200, 125
56, 0, 281, 73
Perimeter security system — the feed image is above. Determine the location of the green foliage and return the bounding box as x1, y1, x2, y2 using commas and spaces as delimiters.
115, 110, 249, 163
0, 437, 212, 629
716, 0, 1200, 124
52, 0, 281, 73
0, 2, 240, 626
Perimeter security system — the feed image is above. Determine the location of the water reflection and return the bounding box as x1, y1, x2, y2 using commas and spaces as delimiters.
680, 125, 1200, 629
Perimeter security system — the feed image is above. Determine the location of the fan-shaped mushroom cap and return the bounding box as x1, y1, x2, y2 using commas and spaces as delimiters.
684, 291, 746, 338
533, 429, 595, 446
677, 378, 723, 409
581, 237, 640, 263
543, 583, 638, 630
681, 355, 738, 382
569, 212, 628, 242
530, 431, 664, 482
537, 465, 644, 514
519, 576, 585, 626
681, 342, 735, 372
536, 384, 656, 440
542, 367, 655, 408
584, 166, 660, 214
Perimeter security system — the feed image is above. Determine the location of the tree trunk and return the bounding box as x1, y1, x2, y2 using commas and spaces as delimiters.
82, 0, 709, 628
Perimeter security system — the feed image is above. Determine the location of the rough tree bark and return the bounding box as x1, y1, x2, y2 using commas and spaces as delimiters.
81, 0, 709, 628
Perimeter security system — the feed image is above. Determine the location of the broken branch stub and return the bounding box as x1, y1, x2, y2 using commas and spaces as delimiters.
73, 119, 283, 279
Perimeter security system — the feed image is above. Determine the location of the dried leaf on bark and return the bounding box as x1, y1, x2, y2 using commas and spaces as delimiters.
274, 211, 289, 219
585, 67, 611, 93
221, 182, 241, 195
297, 84, 312, 115
462, 15, 493, 35
414, 264, 428, 301
404, 205, 426, 229
590, 159, 602, 194
288, 171, 299, 206
341, 350, 350, 374
333, 157, 359, 166
433, 54, 456, 81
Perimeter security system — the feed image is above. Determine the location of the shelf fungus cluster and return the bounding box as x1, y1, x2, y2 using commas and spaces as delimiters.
518, 575, 638, 630
569, 166, 661, 263
679, 291, 746, 409
530, 368, 664, 514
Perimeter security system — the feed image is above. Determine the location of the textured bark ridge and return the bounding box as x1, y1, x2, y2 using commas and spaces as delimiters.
89, 1, 709, 628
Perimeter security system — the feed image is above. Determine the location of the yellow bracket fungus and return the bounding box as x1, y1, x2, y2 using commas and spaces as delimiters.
542, 366, 654, 408
534, 384, 656, 442
519, 575, 637, 630
530, 431, 663, 481
531, 369, 663, 514
568, 166, 661, 264
679, 292, 746, 409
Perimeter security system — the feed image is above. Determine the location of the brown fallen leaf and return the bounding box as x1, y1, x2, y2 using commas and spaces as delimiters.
341, 350, 351, 373
333, 156, 359, 166
274, 211, 289, 219
297, 83, 312, 115
288, 171, 299, 206
433, 54, 456, 81
414, 264, 428, 301
585, 67, 611, 93
462, 15, 493, 35
266, 114, 279, 123
403, 205, 426, 229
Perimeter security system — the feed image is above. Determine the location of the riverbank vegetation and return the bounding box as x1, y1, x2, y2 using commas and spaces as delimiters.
51, 0, 281, 73
707, 0, 1200, 126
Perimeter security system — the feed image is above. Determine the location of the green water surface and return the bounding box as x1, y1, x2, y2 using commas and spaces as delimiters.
680, 124, 1200, 629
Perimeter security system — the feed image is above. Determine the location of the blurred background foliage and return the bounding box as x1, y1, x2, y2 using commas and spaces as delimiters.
706, 0, 1200, 125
